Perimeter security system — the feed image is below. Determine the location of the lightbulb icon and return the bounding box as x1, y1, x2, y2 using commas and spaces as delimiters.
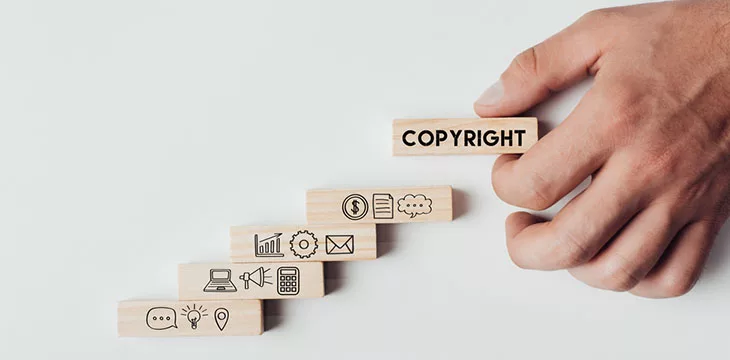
187, 310, 200, 330
180, 304, 208, 330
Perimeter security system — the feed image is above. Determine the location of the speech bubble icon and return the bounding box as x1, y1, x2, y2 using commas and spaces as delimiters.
146, 307, 177, 330
397, 194, 433, 218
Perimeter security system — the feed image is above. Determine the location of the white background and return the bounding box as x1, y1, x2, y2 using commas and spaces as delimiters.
2, 0, 729, 358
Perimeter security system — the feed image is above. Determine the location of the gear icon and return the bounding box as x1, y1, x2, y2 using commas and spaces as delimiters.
290, 230, 318, 259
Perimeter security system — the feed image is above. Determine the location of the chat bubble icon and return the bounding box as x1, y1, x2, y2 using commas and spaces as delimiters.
397, 194, 433, 218
146, 307, 177, 330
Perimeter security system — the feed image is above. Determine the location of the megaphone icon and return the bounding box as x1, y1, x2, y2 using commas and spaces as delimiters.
239, 267, 272, 289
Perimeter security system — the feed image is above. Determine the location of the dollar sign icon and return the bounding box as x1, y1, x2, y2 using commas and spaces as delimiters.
351, 200, 360, 215
342, 194, 367, 221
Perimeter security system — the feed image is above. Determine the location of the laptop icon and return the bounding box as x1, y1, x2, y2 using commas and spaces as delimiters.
203, 269, 238, 293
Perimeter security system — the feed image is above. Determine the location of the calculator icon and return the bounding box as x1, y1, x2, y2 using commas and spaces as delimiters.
277, 267, 300, 296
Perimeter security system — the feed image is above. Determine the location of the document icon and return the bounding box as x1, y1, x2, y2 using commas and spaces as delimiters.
372, 193, 394, 219
325, 235, 355, 255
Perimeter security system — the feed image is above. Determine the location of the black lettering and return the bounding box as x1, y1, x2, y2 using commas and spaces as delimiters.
501, 130, 513, 147
418, 130, 434, 146
515, 129, 526, 146
450, 130, 462, 146
484, 130, 498, 146
464, 130, 476, 146
402, 130, 416, 146
435, 130, 448, 146
405, 128, 526, 148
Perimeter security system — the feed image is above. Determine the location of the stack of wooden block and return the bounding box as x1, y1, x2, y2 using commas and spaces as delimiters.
117, 118, 537, 337
119, 186, 453, 337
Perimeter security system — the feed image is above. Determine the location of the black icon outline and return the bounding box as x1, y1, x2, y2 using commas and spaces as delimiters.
397, 193, 433, 219
214, 308, 229, 331
342, 193, 368, 221
254, 233, 285, 258
372, 193, 394, 219
325, 235, 355, 255
180, 303, 208, 330
203, 268, 238, 293
239, 266, 273, 289
290, 230, 318, 258
277, 266, 300, 296
146, 307, 177, 331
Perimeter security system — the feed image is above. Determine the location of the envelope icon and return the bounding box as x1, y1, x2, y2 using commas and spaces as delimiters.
326, 235, 355, 255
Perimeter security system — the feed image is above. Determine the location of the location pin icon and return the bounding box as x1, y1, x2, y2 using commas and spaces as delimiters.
214, 308, 229, 331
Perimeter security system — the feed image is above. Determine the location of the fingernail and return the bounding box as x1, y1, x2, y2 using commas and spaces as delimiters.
475, 79, 504, 106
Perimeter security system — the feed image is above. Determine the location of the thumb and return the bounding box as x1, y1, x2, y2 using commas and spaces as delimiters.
474, 11, 612, 117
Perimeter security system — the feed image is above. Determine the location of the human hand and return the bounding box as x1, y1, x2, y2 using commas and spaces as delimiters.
474, 0, 730, 298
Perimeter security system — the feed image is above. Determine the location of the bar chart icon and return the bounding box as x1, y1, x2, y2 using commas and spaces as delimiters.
373, 193, 394, 219
254, 233, 285, 257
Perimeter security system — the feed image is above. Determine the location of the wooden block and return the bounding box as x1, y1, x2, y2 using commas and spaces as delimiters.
178, 262, 324, 300
307, 186, 452, 224
118, 300, 262, 337
392, 117, 538, 155
231, 223, 376, 263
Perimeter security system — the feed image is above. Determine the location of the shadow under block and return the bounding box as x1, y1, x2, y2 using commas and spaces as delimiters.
178, 262, 324, 300
307, 186, 453, 224
118, 300, 263, 337
231, 224, 376, 263
393, 117, 538, 155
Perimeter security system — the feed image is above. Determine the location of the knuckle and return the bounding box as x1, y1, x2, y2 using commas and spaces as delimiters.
621, 154, 656, 185
655, 269, 698, 298
580, 7, 626, 24
579, 9, 603, 23
613, 99, 640, 127
519, 170, 555, 210
600, 88, 644, 137
579, 9, 608, 22
511, 47, 539, 79
510, 42, 567, 91
550, 227, 593, 268
592, 257, 642, 292
645, 149, 680, 181
620, 144, 677, 188
492, 168, 555, 210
